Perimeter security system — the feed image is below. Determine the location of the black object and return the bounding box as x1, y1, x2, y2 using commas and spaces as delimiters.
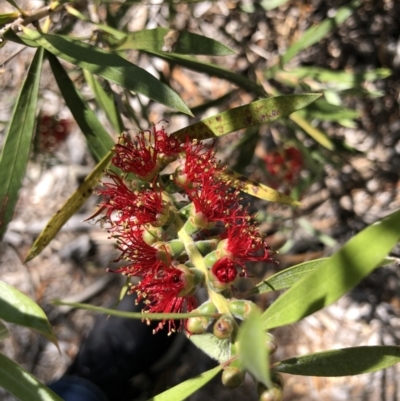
65, 294, 175, 401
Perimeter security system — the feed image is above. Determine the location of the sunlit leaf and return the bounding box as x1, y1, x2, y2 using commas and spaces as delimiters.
25, 151, 113, 262
246, 256, 399, 297
260, 0, 290, 11
262, 208, 400, 330
148, 365, 222, 401
0, 353, 63, 401
22, 28, 192, 116
117, 28, 235, 56
2, 29, 39, 47
289, 113, 335, 150
238, 308, 271, 387
0, 12, 19, 26
266, 0, 360, 78
274, 346, 400, 376
189, 333, 231, 363
221, 169, 301, 206
0, 47, 44, 239
0, 281, 57, 345
172, 94, 321, 140
47, 52, 115, 162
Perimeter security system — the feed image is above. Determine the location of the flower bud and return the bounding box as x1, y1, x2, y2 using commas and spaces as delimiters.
208, 257, 237, 292
186, 315, 210, 334
186, 301, 216, 334
228, 299, 259, 320
213, 315, 235, 339
221, 367, 245, 389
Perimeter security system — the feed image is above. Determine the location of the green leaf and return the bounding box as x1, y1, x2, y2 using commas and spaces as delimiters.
246, 256, 397, 297
47, 52, 114, 162
299, 100, 359, 122
261, 208, 400, 330
221, 169, 301, 206
172, 94, 321, 140
0, 321, 9, 341
266, 0, 360, 78
0, 281, 57, 345
83, 70, 125, 134
51, 300, 218, 320
0, 353, 63, 401
148, 365, 222, 401
65, 5, 126, 39
237, 308, 271, 388
274, 346, 400, 376
143, 49, 266, 97
2, 29, 39, 47
116, 28, 235, 56
260, 0, 290, 11
22, 28, 192, 116
0, 47, 44, 239
26, 151, 113, 262
276, 67, 391, 91
189, 333, 231, 363
0, 12, 19, 26
290, 112, 335, 150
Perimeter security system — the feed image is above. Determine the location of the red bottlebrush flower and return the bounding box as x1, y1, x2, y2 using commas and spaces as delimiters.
110, 227, 170, 277
213, 217, 272, 277
112, 126, 181, 181
98, 172, 169, 228
175, 139, 218, 187
133, 265, 197, 333
112, 132, 159, 180
36, 114, 70, 153
263, 146, 303, 186
211, 257, 238, 284
186, 174, 242, 227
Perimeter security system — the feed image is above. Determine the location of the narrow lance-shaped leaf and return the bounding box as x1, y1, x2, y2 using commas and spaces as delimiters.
0, 353, 63, 401
221, 169, 301, 206
262, 208, 400, 330
116, 28, 235, 56
171, 94, 321, 140
83, 70, 125, 134
274, 346, 400, 377
22, 28, 193, 116
0, 47, 44, 239
0, 281, 57, 345
25, 151, 113, 262
47, 52, 115, 162
237, 308, 271, 388
265, 0, 360, 78
143, 49, 266, 97
245, 256, 398, 297
148, 365, 223, 401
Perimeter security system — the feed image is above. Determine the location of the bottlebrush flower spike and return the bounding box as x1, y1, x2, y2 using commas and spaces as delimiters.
112, 126, 182, 181
134, 265, 198, 333
110, 227, 171, 277
97, 172, 169, 228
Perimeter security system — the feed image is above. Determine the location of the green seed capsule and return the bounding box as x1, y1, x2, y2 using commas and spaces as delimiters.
213, 315, 234, 339
221, 367, 245, 389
